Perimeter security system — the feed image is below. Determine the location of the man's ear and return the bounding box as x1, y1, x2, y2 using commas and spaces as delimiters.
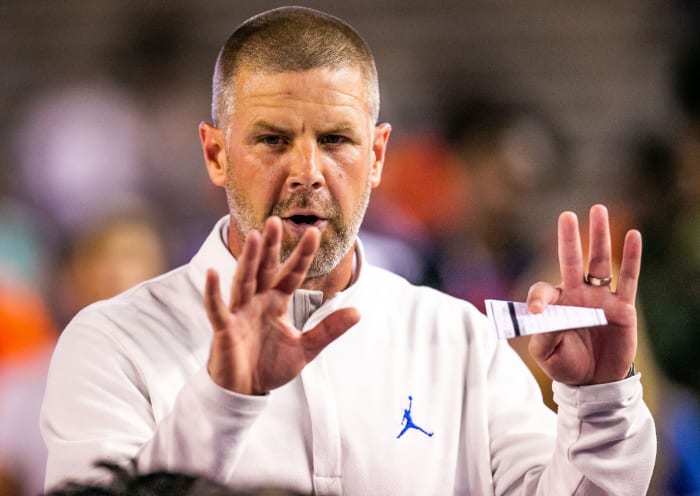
199, 122, 227, 187
369, 122, 392, 188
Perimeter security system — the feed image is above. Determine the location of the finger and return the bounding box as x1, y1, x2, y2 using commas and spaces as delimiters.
302, 307, 361, 361
615, 229, 642, 303
527, 281, 562, 314
204, 269, 229, 332
274, 227, 321, 294
587, 204, 613, 283
230, 229, 262, 310
257, 217, 282, 291
558, 211, 584, 288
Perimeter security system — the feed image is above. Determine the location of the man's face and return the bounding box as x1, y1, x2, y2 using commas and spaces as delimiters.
203, 67, 390, 278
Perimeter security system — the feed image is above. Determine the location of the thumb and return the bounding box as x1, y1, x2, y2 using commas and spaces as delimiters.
302, 307, 361, 361
527, 281, 562, 314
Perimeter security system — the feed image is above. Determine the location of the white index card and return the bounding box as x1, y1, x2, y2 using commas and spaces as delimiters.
484, 299, 608, 340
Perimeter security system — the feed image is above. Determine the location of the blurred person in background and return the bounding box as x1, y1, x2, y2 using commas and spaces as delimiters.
0, 281, 56, 496
44, 462, 236, 496
439, 97, 569, 311
41, 6, 655, 495
44, 462, 305, 496
362, 131, 468, 288
52, 209, 168, 328
113, 10, 227, 265
602, 131, 678, 495
0, 203, 167, 495
11, 74, 147, 239
0, 199, 58, 496
3, 9, 222, 495
630, 33, 700, 495
11, 10, 222, 270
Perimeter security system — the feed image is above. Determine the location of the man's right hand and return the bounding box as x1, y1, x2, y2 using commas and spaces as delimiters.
204, 216, 360, 395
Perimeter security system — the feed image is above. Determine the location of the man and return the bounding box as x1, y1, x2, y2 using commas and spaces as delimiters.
41, 6, 655, 495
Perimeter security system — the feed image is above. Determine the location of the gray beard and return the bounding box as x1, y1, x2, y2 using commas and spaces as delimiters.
226, 178, 371, 279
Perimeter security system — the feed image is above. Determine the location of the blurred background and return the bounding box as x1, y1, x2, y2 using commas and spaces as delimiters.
1, 0, 699, 494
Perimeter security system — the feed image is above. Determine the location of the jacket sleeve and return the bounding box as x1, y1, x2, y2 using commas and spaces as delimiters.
537, 376, 657, 495
40, 316, 267, 490
483, 330, 656, 495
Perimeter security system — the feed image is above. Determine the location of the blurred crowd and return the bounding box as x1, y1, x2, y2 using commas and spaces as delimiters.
1, 6, 700, 496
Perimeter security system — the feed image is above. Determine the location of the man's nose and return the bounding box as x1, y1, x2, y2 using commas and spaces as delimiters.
286, 141, 325, 190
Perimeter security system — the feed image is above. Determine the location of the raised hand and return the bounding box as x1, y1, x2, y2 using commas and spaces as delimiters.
204, 216, 360, 395
527, 205, 641, 385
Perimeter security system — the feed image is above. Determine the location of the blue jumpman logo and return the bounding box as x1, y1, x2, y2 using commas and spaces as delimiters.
396, 395, 434, 439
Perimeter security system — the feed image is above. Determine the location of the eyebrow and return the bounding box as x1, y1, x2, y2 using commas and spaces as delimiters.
249, 120, 292, 135
249, 120, 359, 136
323, 124, 357, 135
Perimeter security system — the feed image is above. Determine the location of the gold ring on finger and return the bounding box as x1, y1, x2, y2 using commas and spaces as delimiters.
584, 272, 613, 287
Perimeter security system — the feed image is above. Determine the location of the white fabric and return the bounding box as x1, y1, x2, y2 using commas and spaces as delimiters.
41, 216, 656, 495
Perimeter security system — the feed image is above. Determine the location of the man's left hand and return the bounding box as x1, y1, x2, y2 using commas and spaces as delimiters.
527, 204, 641, 385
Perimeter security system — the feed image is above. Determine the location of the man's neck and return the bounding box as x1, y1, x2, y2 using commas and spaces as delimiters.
301, 247, 356, 302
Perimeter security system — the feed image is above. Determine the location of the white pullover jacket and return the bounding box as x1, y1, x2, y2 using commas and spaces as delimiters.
41, 216, 656, 495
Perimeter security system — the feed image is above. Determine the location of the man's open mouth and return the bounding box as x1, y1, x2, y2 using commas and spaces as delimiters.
288, 214, 321, 225
281, 214, 329, 234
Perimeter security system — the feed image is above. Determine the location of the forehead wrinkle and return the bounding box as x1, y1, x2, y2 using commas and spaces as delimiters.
243, 101, 365, 135
235, 68, 369, 111
242, 92, 365, 116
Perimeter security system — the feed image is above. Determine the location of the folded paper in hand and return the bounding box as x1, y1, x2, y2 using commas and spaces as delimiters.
484, 299, 607, 340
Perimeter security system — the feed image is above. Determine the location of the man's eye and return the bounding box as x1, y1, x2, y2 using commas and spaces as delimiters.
320, 134, 347, 145
261, 135, 284, 146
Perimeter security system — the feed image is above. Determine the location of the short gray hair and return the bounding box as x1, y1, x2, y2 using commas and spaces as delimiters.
211, 6, 380, 126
